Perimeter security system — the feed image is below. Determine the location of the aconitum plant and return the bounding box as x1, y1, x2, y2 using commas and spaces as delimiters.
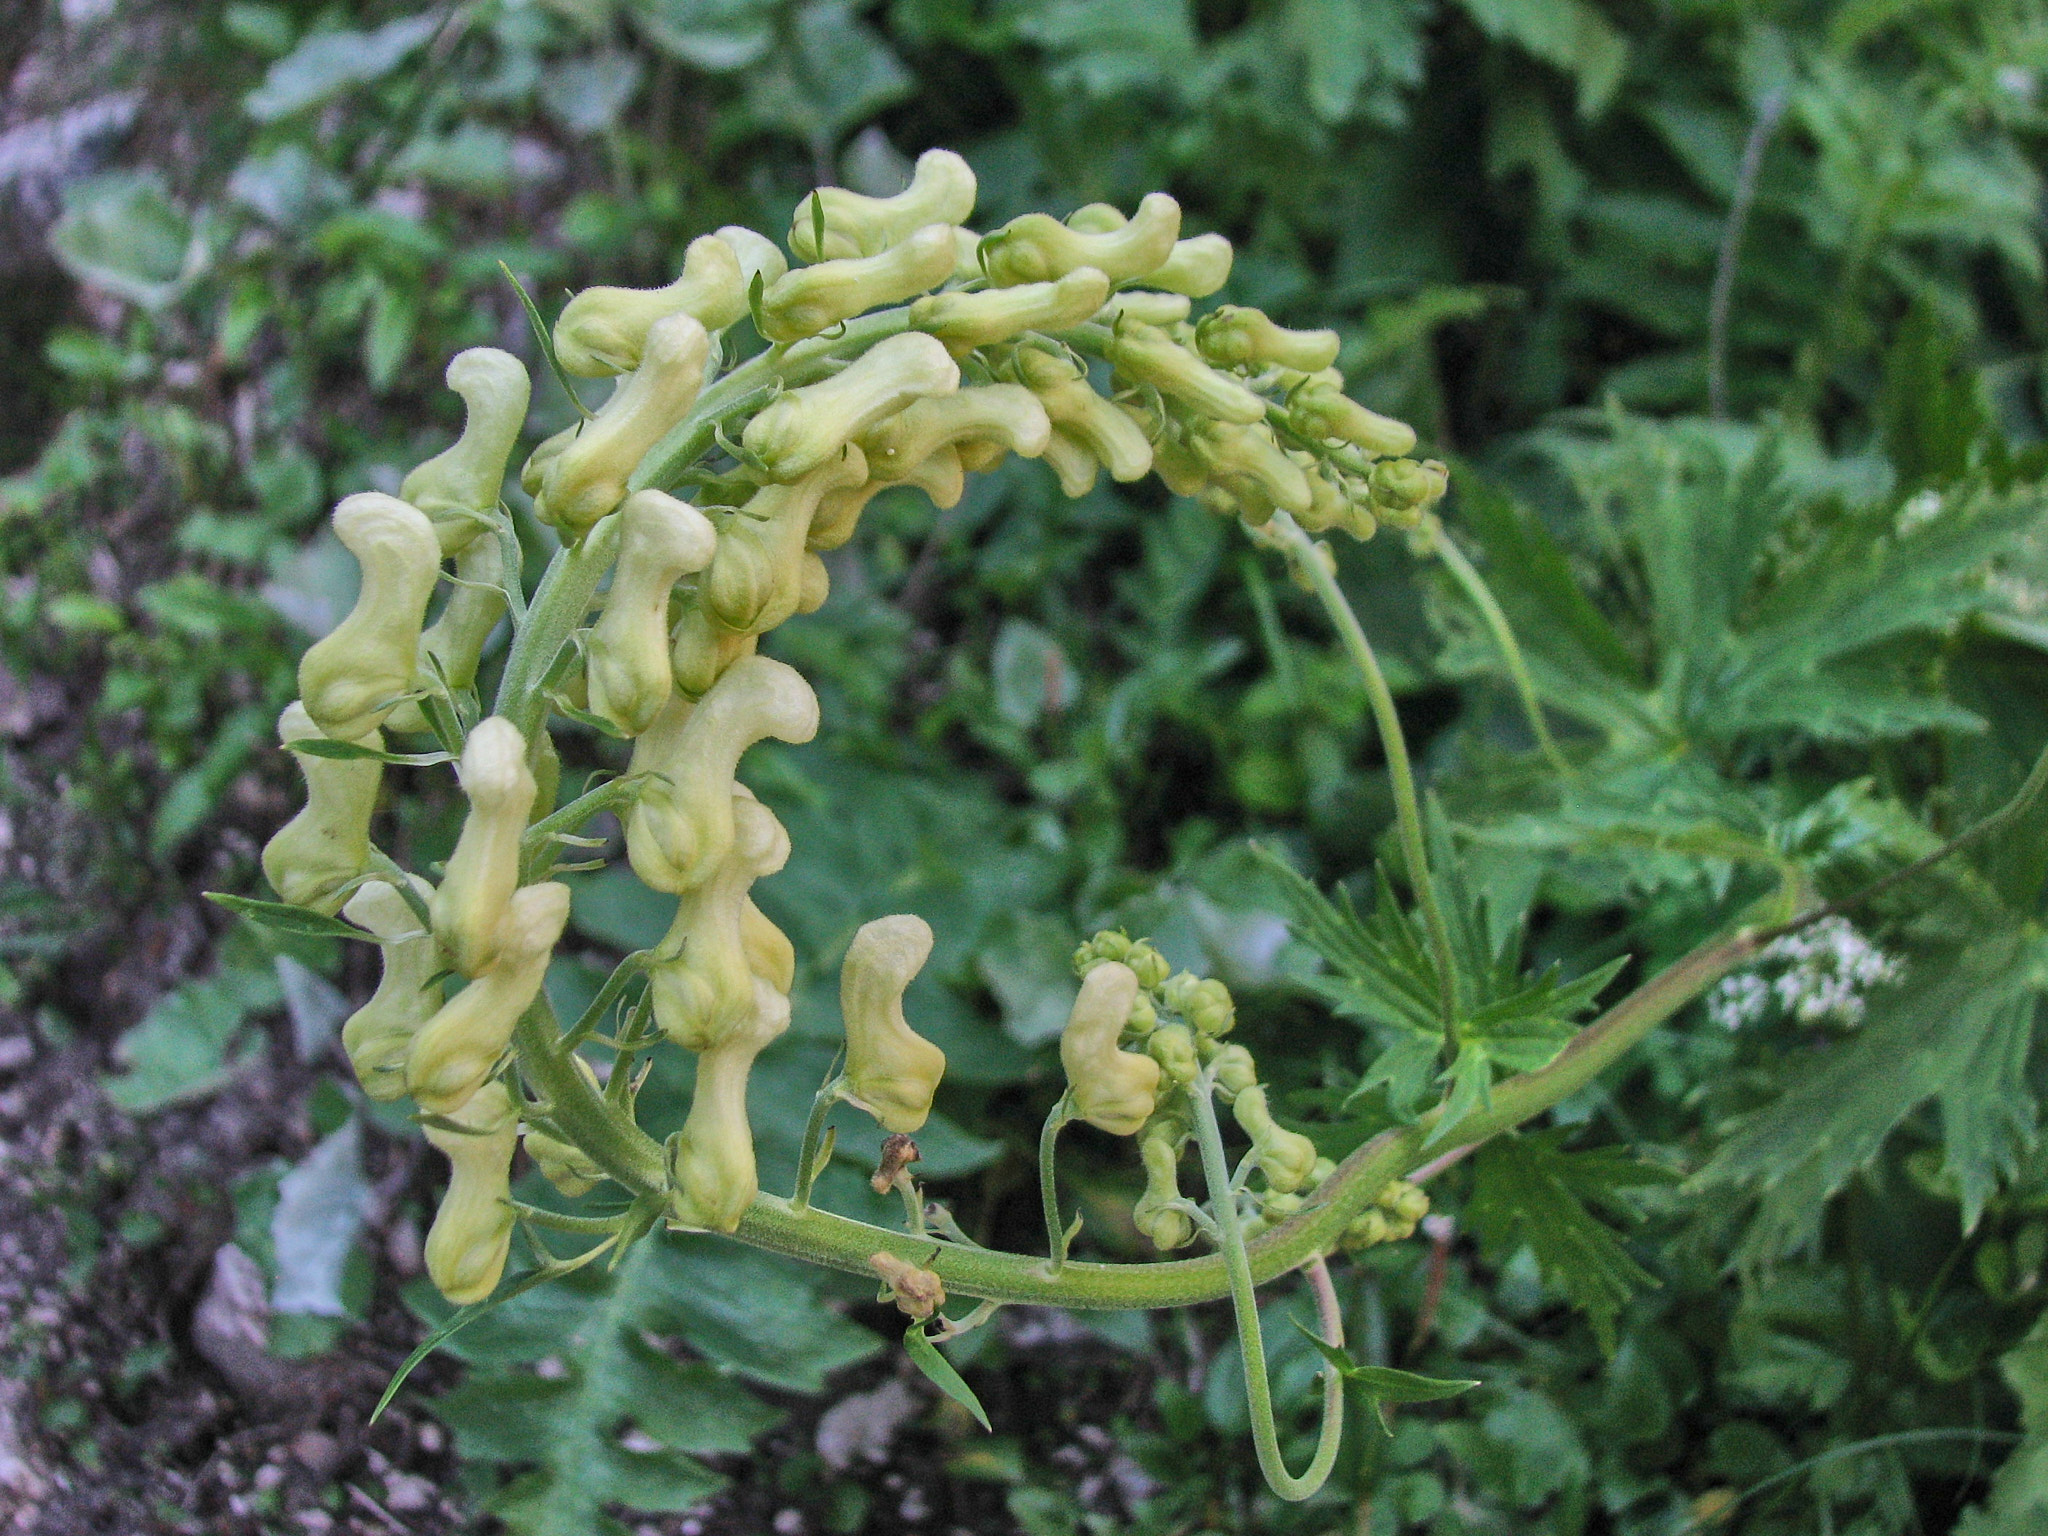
229, 151, 2038, 1502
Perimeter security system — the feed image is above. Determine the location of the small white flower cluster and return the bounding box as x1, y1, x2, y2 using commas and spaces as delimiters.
1707, 916, 1902, 1031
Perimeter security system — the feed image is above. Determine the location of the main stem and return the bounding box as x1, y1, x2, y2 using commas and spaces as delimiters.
1267, 514, 1459, 1032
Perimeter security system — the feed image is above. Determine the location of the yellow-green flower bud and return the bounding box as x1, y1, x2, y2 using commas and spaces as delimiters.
1125, 992, 1157, 1036
670, 989, 788, 1232
1160, 973, 1235, 1037
1134, 1115, 1193, 1251
588, 489, 716, 735
743, 898, 795, 993
1096, 291, 1192, 328
741, 332, 959, 483
1307, 1157, 1336, 1189
625, 654, 819, 893
1149, 429, 1209, 497
1040, 433, 1099, 497
789, 149, 978, 262
1288, 384, 1416, 458
1065, 203, 1126, 235
1147, 1022, 1200, 1086
522, 1055, 605, 1196
982, 192, 1181, 287
1191, 421, 1312, 523
1231, 1085, 1319, 1193
1342, 1208, 1392, 1250
1105, 322, 1267, 426
520, 420, 574, 500
757, 224, 959, 344
839, 914, 949, 1135
535, 313, 710, 534
400, 348, 532, 554
808, 446, 964, 551
1288, 454, 1352, 537
1124, 941, 1170, 990
702, 449, 867, 636
409, 881, 570, 1116
858, 385, 1051, 483
909, 268, 1109, 357
340, 875, 442, 1101
651, 788, 790, 1052
1013, 349, 1152, 485
430, 717, 537, 978
423, 1079, 518, 1304
553, 234, 746, 378
1210, 1041, 1257, 1098
1195, 307, 1338, 373
714, 225, 789, 292
298, 493, 442, 741
1060, 962, 1161, 1136
1073, 929, 1133, 973
1376, 1179, 1431, 1224
386, 533, 510, 733
1145, 233, 1234, 298
262, 702, 382, 914
1366, 458, 1448, 528
669, 587, 759, 699
796, 551, 831, 615
523, 1127, 602, 1198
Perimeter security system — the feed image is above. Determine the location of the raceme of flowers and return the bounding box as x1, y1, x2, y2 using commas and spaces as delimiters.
255, 150, 1448, 1306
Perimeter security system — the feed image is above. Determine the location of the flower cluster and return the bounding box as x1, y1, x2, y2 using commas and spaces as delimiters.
1707, 915, 1903, 1031
256, 150, 1444, 1304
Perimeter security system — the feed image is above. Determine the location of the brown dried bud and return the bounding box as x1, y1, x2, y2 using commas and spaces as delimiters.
870, 1251, 946, 1321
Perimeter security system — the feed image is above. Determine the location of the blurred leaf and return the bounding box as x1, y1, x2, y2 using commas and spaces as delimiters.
274, 954, 348, 1062
270, 1115, 373, 1317
243, 13, 440, 121
1466, 1131, 1670, 1353
741, 0, 914, 147
1457, 0, 1628, 118
629, 0, 779, 71
48, 172, 204, 309
103, 963, 280, 1113
540, 52, 646, 135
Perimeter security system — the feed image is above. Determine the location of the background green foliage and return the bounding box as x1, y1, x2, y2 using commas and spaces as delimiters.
8, 0, 2048, 1531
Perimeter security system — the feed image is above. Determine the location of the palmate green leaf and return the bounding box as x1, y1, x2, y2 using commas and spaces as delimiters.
1465, 1131, 1672, 1354
420, 1234, 880, 1536
1255, 836, 1622, 1127
1688, 925, 2048, 1267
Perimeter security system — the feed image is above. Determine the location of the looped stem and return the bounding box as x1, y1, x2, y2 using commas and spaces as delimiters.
1188, 1071, 1343, 1502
